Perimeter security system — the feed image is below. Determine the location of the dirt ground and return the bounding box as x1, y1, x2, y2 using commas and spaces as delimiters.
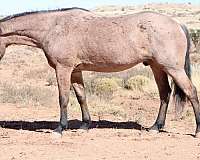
0, 102, 199, 160
0, 96, 200, 160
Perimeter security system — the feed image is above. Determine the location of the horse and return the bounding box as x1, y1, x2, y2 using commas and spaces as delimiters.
0, 7, 199, 137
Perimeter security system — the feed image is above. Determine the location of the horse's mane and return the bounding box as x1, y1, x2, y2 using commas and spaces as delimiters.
0, 7, 89, 22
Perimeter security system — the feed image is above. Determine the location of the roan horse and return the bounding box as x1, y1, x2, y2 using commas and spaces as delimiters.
0, 8, 200, 137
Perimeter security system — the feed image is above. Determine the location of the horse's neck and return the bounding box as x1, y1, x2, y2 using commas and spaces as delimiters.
0, 14, 51, 43
0, 35, 39, 61
3, 35, 38, 47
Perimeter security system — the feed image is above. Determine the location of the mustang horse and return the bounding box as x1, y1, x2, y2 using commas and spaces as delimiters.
0, 7, 199, 137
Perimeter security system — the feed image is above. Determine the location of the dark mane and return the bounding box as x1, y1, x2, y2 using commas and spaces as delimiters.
0, 7, 89, 22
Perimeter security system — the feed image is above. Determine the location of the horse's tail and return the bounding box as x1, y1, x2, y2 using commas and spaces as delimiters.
172, 24, 191, 118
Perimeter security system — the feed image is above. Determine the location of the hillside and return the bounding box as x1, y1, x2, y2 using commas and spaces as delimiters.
94, 3, 200, 29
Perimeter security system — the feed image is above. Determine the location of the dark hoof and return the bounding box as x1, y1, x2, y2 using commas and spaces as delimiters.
148, 124, 162, 133
80, 121, 91, 130
52, 130, 62, 138
148, 129, 159, 135
53, 126, 64, 135
52, 127, 63, 138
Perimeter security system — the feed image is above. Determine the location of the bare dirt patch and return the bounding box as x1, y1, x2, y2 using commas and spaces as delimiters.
0, 98, 199, 160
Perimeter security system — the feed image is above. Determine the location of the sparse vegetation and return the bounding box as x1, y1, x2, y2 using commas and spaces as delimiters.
46, 72, 57, 86
125, 75, 150, 91
23, 68, 49, 80
191, 64, 200, 91
90, 77, 119, 99
0, 82, 55, 106
190, 29, 200, 54
88, 95, 126, 119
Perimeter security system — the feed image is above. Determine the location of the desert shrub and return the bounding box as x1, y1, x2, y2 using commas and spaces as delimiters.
125, 75, 150, 91
109, 77, 124, 87
89, 77, 119, 98
0, 82, 55, 106
190, 29, 200, 45
190, 29, 200, 54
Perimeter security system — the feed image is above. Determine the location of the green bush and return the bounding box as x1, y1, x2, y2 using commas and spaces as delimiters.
125, 75, 150, 91
109, 77, 124, 87
90, 77, 119, 98
190, 29, 200, 54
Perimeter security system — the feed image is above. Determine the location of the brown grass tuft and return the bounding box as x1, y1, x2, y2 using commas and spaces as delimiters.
0, 82, 55, 106
125, 75, 150, 91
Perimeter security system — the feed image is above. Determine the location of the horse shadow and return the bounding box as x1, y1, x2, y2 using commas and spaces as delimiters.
0, 119, 144, 132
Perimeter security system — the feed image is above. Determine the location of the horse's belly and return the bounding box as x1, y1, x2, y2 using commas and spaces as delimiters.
76, 60, 141, 72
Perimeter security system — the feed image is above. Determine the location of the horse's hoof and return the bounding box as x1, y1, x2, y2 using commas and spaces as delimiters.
52, 131, 62, 139
80, 122, 90, 130
195, 132, 200, 138
148, 129, 159, 135
52, 127, 63, 138
148, 125, 160, 135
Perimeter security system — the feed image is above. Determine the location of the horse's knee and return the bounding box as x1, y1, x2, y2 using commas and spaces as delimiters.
59, 95, 69, 108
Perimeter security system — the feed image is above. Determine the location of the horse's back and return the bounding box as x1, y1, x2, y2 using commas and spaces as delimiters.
63, 10, 187, 72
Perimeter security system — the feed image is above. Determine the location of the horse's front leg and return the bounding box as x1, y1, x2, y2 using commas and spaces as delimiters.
53, 64, 73, 135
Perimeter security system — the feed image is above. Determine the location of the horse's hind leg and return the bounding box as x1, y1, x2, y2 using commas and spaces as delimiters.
149, 65, 171, 132
167, 69, 200, 137
71, 71, 91, 129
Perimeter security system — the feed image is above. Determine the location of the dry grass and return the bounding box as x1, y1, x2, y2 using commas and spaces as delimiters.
68, 93, 126, 119
191, 64, 200, 92
125, 75, 150, 91
88, 95, 126, 119
23, 68, 57, 86
89, 77, 120, 98
0, 81, 56, 106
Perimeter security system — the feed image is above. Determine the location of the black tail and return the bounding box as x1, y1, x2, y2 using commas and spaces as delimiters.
173, 24, 191, 118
